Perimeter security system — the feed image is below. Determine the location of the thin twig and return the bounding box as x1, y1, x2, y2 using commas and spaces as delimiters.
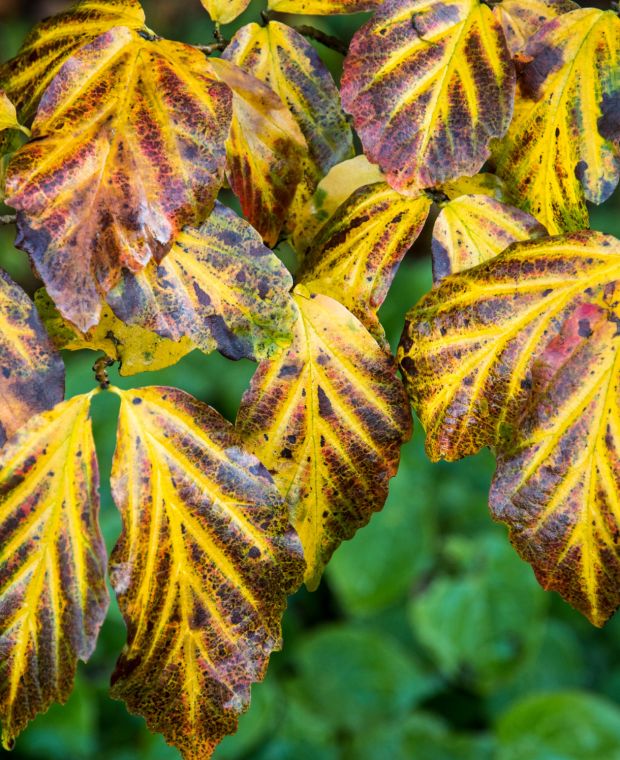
0, 215, 16, 225
262, 10, 348, 55
194, 41, 229, 54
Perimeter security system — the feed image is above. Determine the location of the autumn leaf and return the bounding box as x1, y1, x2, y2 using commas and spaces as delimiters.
493, 0, 578, 55
398, 231, 620, 461
432, 194, 546, 283
237, 286, 412, 590
0, 0, 146, 125
440, 172, 508, 202
493, 8, 620, 234
491, 299, 620, 627
35, 290, 194, 376
224, 21, 354, 227
0, 92, 28, 136
107, 202, 296, 361
267, 0, 381, 12
109, 386, 304, 760
0, 394, 108, 749
299, 183, 431, 335
208, 58, 306, 247
341, 0, 515, 193
0, 270, 64, 447
5, 26, 232, 332
200, 0, 251, 24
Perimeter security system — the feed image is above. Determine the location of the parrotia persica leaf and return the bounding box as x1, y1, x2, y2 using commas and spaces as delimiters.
208, 58, 306, 247
440, 172, 508, 202
267, 0, 381, 12
5, 26, 232, 332
432, 194, 547, 283
35, 290, 194, 376
493, 0, 578, 55
224, 21, 354, 227
107, 202, 296, 361
398, 231, 620, 461
109, 386, 304, 760
0, 92, 27, 136
341, 0, 515, 193
0, 394, 108, 749
491, 299, 620, 626
237, 286, 412, 590
200, 0, 251, 24
0, 0, 146, 124
299, 183, 431, 336
493, 8, 620, 235
0, 270, 64, 447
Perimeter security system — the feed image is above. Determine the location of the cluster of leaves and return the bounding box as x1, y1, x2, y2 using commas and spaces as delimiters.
0, 0, 619, 757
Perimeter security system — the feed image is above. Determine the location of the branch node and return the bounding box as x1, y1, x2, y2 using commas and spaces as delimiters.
93, 355, 115, 390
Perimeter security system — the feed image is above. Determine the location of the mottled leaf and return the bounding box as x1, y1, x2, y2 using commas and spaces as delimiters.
491, 299, 620, 626
0, 92, 27, 136
398, 231, 620, 461
200, 0, 251, 24
267, 0, 381, 12
237, 286, 412, 589
0, 0, 146, 125
494, 8, 620, 234
440, 172, 508, 202
109, 386, 304, 759
493, 0, 578, 55
341, 0, 515, 193
107, 202, 296, 361
224, 21, 354, 226
432, 194, 546, 283
0, 394, 108, 748
0, 270, 64, 447
35, 290, 194, 376
300, 183, 431, 334
6, 26, 232, 331
208, 58, 306, 247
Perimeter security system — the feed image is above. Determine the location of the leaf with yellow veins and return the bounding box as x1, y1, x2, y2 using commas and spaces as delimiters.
224, 21, 354, 228
107, 202, 296, 362
5, 26, 232, 332
109, 386, 304, 760
299, 183, 431, 335
208, 58, 306, 247
0, 0, 146, 125
0, 394, 108, 749
35, 290, 194, 376
432, 194, 547, 283
398, 231, 620, 462
341, 0, 515, 194
491, 298, 620, 627
440, 172, 508, 202
0, 92, 28, 136
200, 0, 251, 24
493, 8, 620, 234
267, 0, 381, 13
0, 270, 64, 447
237, 287, 412, 590
493, 0, 578, 55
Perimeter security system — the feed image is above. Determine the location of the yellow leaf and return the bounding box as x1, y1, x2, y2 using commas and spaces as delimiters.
0, 91, 28, 136
107, 202, 297, 361
398, 231, 620, 461
200, 0, 251, 24
491, 300, 620, 626
6, 26, 232, 332
208, 58, 306, 247
109, 386, 304, 760
35, 290, 194, 376
0, 270, 64, 446
440, 172, 508, 202
268, 0, 381, 12
341, 0, 515, 193
493, 0, 579, 55
0, 394, 108, 748
493, 8, 620, 234
237, 287, 412, 589
432, 194, 546, 283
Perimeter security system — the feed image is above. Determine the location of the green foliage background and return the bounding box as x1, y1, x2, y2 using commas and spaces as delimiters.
2, 1, 620, 757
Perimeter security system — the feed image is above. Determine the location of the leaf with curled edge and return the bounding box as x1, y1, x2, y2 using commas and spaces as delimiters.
267, 0, 380, 12
0, 393, 108, 749
35, 290, 194, 376
107, 202, 296, 362
109, 386, 304, 760
432, 194, 547, 283
0, 270, 64, 447
0, 0, 146, 126
341, 0, 515, 194
224, 21, 354, 228
493, 0, 578, 55
0, 92, 28, 137
208, 58, 306, 247
237, 286, 412, 590
397, 231, 620, 462
491, 297, 620, 627
200, 0, 251, 24
299, 183, 431, 337
493, 8, 620, 234
5, 26, 232, 332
